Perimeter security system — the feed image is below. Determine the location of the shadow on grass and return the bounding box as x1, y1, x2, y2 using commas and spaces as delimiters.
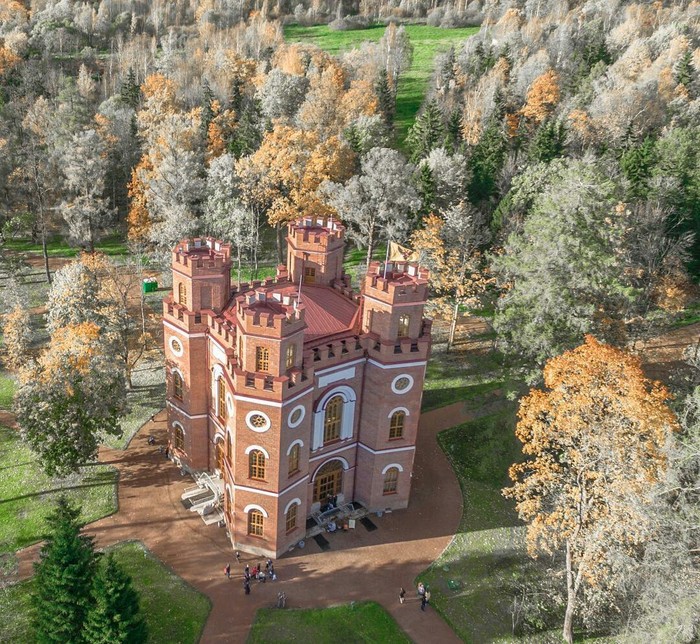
0, 470, 116, 505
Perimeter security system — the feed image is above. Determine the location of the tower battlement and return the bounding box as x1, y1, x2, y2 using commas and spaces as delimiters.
172, 238, 232, 276
287, 217, 345, 250
235, 289, 306, 337
363, 260, 430, 305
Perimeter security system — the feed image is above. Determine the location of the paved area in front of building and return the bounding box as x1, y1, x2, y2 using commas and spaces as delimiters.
18, 402, 471, 643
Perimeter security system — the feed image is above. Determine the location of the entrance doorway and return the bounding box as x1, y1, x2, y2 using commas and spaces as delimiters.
313, 460, 344, 503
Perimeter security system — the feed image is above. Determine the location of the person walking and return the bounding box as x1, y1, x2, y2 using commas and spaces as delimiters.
244, 579, 250, 595
235, 551, 241, 564
421, 595, 427, 611
224, 563, 231, 579
399, 588, 406, 604
425, 589, 431, 605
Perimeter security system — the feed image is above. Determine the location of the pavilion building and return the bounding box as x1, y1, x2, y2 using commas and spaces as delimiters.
162, 216, 432, 558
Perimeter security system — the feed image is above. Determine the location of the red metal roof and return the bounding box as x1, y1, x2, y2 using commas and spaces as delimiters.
297, 285, 359, 343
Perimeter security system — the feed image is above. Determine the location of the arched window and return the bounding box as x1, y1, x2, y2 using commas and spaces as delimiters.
215, 441, 224, 471
173, 372, 183, 400
398, 313, 410, 337
247, 509, 264, 537
383, 467, 399, 494
285, 344, 295, 369
255, 346, 269, 372
389, 411, 405, 439
217, 378, 226, 419
249, 450, 266, 480
174, 425, 185, 451
323, 395, 343, 444
285, 504, 298, 533
313, 460, 344, 503
178, 282, 187, 306
288, 444, 300, 476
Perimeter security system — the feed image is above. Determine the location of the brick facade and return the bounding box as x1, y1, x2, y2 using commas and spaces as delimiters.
163, 218, 432, 558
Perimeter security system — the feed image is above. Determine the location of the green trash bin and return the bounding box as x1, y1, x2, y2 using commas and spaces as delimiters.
142, 279, 158, 293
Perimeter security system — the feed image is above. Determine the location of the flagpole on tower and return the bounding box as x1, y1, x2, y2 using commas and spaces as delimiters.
383, 240, 391, 279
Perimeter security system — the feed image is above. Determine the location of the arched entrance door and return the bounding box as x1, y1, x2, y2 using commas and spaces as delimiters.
313, 460, 344, 503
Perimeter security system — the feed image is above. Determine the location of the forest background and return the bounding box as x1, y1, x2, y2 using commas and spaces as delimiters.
1, 0, 700, 642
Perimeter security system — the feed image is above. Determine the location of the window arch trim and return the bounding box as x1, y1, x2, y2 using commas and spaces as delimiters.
244, 444, 270, 459
382, 462, 404, 474
243, 503, 268, 518
283, 497, 302, 514
311, 457, 349, 482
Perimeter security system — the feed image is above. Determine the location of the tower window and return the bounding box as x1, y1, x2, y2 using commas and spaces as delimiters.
247, 509, 264, 537
255, 346, 269, 372
285, 504, 298, 533
217, 377, 226, 419
215, 441, 224, 471
248, 450, 266, 480
383, 467, 399, 494
178, 282, 187, 306
174, 425, 185, 451
173, 372, 183, 400
304, 266, 316, 284
398, 314, 410, 337
323, 395, 343, 444
389, 411, 405, 439
285, 344, 296, 369
288, 444, 300, 476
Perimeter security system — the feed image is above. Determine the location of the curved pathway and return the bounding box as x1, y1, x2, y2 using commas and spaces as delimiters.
17, 402, 472, 643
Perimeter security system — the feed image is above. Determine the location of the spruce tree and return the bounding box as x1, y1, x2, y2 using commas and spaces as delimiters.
201, 79, 216, 138
119, 68, 141, 109
406, 99, 445, 163
444, 109, 463, 153
84, 553, 148, 644
467, 115, 507, 203
528, 118, 566, 163
375, 70, 395, 127
417, 162, 436, 216
620, 136, 657, 200
32, 497, 98, 644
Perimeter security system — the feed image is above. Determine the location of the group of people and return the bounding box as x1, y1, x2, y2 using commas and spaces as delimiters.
239, 558, 276, 594
399, 583, 431, 611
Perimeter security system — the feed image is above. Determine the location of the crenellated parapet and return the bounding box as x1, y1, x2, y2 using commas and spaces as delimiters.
172, 238, 232, 276
234, 288, 306, 338
287, 217, 345, 250
363, 261, 430, 305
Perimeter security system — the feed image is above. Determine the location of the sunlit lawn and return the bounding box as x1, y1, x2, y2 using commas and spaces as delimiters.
0, 541, 211, 644
0, 425, 117, 555
3, 234, 129, 257
0, 370, 15, 410
284, 24, 479, 145
248, 601, 411, 643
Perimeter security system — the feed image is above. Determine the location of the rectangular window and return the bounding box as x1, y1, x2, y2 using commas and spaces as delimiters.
304, 266, 316, 284
398, 314, 410, 337
173, 373, 183, 400
288, 444, 300, 476
217, 378, 226, 419
285, 344, 295, 369
383, 468, 399, 495
248, 511, 264, 537
255, 346, 269, 373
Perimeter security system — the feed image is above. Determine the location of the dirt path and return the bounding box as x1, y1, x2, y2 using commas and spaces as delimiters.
16, 403, 473, 644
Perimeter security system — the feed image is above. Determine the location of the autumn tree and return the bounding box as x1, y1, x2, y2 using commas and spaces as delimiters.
520, 69, 560, 125
323, 146, 420, 266
0, 278, 32, 372
412, 204, 489, 351
503, 336, 679, 644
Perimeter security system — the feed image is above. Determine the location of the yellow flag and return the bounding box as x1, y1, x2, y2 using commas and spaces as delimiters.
388, 241, 419, 263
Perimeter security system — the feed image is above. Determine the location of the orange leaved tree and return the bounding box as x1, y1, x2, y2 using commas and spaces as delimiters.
503, 336, 678, 643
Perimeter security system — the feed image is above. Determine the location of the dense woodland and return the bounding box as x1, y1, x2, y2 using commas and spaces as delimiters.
1, 0, 700, 642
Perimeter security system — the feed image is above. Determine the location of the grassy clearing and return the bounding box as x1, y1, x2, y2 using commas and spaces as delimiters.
0, 371, 15, 410
3, 235, 129, 258
248, 601, 411, 643
109, 541, 211, 644
0, 541, 211, 644
0, 425, 117, 555
284, 24, 479, 144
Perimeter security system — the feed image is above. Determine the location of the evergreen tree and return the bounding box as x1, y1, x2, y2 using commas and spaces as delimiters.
201, 79, 216, 138
673, 49, 695, 89
32, 497, 98, 644
406, 99, 445, 163
417, 162, 436, 217
467, 115, 507, 203
444, 109, 463, 153
119, 69, 141, 109
375, 70, 395, 127
84, 553, 147, 644
528, 117, 566, 163
229, 99, 263, 159
343, 122, 363, 157
620, 136, 657, 200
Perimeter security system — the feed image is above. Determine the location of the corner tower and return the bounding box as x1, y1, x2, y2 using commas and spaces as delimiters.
164, 238, 232, 471
287, 216, 346, 286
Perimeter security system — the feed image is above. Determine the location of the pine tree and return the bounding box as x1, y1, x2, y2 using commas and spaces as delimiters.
467, 115, 507, 203
406, 99, 445, 163
32, 497, 98, 644
375, 70, 395, 127
417, 162, 436, 217
201, 79, 216, 138
444, 109, 462, 153
229, 99, 263, 159
119, 69, 141, 109
528, 117, 566, 163
84, 553, 147, 644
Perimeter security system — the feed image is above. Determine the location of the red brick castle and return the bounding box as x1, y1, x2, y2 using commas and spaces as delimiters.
162, 217, 432, 558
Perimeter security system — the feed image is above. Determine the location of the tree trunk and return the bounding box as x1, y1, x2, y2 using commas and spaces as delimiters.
563, 541, 576, 644
447, 299, 459, 352
276, 223, 284, 265
366, 222, 376, 268
41, 232, 51, 284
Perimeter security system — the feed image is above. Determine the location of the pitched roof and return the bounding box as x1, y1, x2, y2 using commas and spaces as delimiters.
297, 285, 359, 344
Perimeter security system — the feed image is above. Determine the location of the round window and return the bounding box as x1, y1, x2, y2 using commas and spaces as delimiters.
391, 374, 414, 394
245, 410, 271, 432
288, 404, 305, 428
169, 337, 184, 357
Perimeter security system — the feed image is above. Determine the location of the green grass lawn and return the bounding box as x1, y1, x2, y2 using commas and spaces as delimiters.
248, 601, 411, 643
284, 24, 479, 145
3, 234, 129, 258
0, 541, 211, 644
418, 410, 582, 642
0, 371, 15, 410
0, 425, 118, 555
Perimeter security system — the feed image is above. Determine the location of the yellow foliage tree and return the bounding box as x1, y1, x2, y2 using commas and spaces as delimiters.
520, 69, 560, 124
503, 336, 679, 644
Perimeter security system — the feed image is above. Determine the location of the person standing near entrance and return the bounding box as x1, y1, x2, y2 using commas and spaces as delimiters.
399, 588, 406, 604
